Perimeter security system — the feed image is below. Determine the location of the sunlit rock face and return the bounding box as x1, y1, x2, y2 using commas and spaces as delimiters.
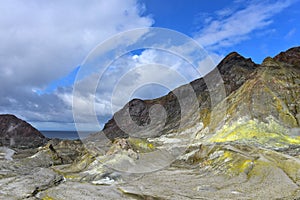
208, 52, 300, 149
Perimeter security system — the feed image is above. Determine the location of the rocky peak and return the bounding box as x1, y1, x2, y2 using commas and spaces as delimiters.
216, 52, 257, 74
273, 46, 300, 66
0, 114, 48, 149
212, 51, 258, 94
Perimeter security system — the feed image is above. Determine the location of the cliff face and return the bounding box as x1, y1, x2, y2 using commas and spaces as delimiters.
208, 48, 300, 148
0, 114, 47, 148
103, 51, 258, 140
102, 47, 300, 149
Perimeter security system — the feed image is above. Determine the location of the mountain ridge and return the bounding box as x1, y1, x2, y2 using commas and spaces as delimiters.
103, 50, 260, 140
102, 47, 300, 142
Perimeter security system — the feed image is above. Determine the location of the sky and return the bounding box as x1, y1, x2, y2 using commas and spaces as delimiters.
0, 0, 299, 131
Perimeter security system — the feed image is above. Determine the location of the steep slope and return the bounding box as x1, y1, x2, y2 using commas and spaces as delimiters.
274, 46, 300, 66
207, 48, 300, 149
0, 114, 48, 148
103, 52, 258, 140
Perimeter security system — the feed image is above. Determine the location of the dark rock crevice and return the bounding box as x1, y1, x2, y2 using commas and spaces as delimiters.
28, 173, 64, 199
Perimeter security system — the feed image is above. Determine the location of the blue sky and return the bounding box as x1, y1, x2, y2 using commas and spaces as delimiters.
141, 0, 300, 62
0, 0, 299, 131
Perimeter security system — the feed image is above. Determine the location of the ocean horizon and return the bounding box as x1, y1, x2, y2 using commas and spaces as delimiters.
40, 130, 96, 140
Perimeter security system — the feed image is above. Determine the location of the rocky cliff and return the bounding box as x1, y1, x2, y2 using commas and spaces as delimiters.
103, 47, 300, 149
208, 53, 300, 148
103, 51, 258, 140
0, 114, 48, 148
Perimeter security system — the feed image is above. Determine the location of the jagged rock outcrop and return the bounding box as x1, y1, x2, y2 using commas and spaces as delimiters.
0, 114, 48, 149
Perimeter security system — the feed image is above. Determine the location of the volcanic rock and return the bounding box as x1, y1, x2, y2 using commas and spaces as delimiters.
0, 114, 48, 149
103, 52, 258, 140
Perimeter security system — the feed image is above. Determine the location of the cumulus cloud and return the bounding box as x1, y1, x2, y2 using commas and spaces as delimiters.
0, 0, 153, 129
70, 48, 201, 127
68, 25, 220, 130
0, 0, 153, 87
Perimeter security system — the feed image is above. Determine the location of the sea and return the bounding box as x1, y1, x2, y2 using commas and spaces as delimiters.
40, 131, 96, 140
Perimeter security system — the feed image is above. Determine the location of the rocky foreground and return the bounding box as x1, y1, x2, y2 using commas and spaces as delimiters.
0, 47, 300, 199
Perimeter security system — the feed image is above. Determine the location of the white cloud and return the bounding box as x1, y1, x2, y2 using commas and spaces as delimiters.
70, 46, 211, 130
0, 0, 153, 130
195, 0, 295, 50
0, 0, 153, 88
